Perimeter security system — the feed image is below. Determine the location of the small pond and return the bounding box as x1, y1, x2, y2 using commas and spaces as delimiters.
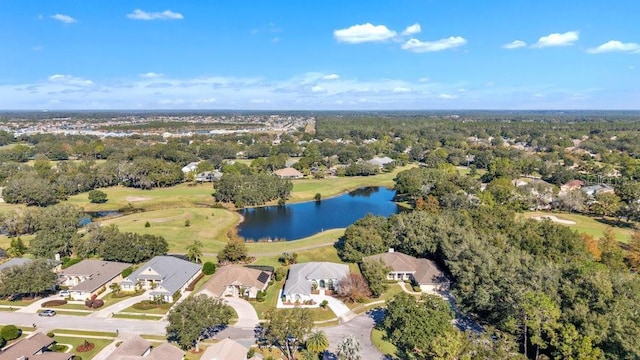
237, 186, 399, 241
78, 211, 122, 226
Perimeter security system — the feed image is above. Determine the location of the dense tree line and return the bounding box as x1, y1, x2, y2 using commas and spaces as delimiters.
214, 172, 292, 207
0, 259, 57, 297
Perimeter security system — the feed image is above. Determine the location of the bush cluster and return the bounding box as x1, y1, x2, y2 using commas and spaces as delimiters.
42, 300, 67, 307
1, 325, 21, 341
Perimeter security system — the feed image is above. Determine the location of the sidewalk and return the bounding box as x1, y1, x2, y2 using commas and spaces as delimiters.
89, 291, 151, 318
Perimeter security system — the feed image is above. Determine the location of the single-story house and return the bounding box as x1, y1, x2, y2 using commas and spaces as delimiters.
0, 257, 33, 272
368, 156, 394, 168
195, 170, 223, 182
0, 332, 73, 360
181, 161, 200, 174
582, 184, 615, 197
274, 167, 304, 179
283, 262, 350, 303
120, 256, 201, 303
560, 179, 584, 194
59, 260, 129, 300
363, 249, 449, 293
201, 338, 259, 360
197, 265, 272, 299
108, 335, 184, 360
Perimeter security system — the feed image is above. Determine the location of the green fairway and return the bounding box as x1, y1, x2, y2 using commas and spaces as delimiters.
523, 211, 635, 243
98, 208, 239, 253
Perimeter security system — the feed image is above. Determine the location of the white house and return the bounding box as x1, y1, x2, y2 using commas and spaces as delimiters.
120, 256, 201, 302
367, 156, 394, 168
282, 262, 349, 303
181, 161, 200, 174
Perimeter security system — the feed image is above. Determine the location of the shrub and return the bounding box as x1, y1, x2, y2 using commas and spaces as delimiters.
184, 219, 190, 227
47, 332, 55, 338
76, 341, 95, 352
73, 356, 83, 360
121, 267, 133, 278
91, 299, 105, 309
314, 193, 321, 201
256, 290, 265, 302
51, 344, 68, 352
274, 267, 286, 281
1, 325, 21, 340
202, 261, 216, 275
88, 190, 108, 203
61, 257, 82, 269
42, 300, 67, 307
144, 221, 151, 228
0, 337, 5, 349
320, 300, 329, 309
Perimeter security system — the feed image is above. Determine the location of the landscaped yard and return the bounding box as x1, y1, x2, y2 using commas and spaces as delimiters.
371, 328, 398, 359
122, 302, 173, 315
53, 335, 113, 360
523, 211, 635, 243
250, 279, 284, 319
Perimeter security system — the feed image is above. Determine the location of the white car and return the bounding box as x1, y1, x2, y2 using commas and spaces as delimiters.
59, 290, 70, 298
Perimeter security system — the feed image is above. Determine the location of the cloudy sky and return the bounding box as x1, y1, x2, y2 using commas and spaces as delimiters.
1, 1, 639, 110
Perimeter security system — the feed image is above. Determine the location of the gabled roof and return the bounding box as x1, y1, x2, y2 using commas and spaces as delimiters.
0, 257, 32, 272
110, 336, 183, 360
124, 256, 201, 294
201, 338, 248, 360
197, 265, 272, 297
0, 332, 72, 360
274, 167, 303, 177
283, 262, 350, 296
364, 251, 419, 273
109, 335, 151, 359
61, 260, 130, 293
364, 251, 447, 286
368, 156, 394, 166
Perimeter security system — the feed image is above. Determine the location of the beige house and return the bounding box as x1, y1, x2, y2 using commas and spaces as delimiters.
59, 260, 129, 300
197, 265, 272, 299
364, 249, 449, 293
0, 332, 73, 360
201, 338, 258, 360
108, 335, 184, 360
274, 167, 304, 179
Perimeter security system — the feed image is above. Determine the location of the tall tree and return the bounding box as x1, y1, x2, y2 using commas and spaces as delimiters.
599, 227, 626, 271
186, 240, 204, 264
0, 259, 57, 297
359, 258, 391, 297
626, 231, 640, 271
166, 294, 234, 351
336, 335, 361, 360
306, 330, 329, 354
264, 308, 313, 360
217, 239, 248, 264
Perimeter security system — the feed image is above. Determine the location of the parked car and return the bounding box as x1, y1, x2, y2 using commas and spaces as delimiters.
59, 290, 70, 298
39, 309, 56, 317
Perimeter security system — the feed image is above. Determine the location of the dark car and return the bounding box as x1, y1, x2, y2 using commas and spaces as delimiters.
39, 309, 56, 317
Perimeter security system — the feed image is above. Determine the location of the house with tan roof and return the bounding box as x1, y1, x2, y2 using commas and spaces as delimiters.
274, 167, 304, 179
201, 338, 259, 360
363, 249, 449, 293
0, 332, 73, 360
197, 265, 272, 299
108, 335, 184, 360
59, 260, 129, 300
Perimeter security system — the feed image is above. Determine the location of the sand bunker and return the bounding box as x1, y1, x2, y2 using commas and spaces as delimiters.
126, 196, 151, 202
531, 215, 576, 225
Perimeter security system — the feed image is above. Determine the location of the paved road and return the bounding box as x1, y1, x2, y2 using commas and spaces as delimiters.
324, 309, 386, 360
1, 312, 168, 335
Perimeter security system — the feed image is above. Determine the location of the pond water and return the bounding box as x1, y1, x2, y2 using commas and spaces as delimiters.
237, 186, 399, 241
78, 211, 122, 226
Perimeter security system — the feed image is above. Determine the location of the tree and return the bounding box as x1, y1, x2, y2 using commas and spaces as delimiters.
217, 239, 248, 264
338, 214, 390, 263
306, 330, 329, 354
87, 190, 108, 203
599, 227, 626, 271
359, 259, 391, 297
202, 261, 216, 275
2, 175, 58, 206
0, 259, 57, 298
109, 282, 121, 296
336, 335, 361, 360
626, 231, 640, 271
186, 240, 203, 264
6, 237, 27, 257
166, 294, 234, 351
591, 192, 622, 219
521, 291, 560, 359
29, 204, 84, 258
337, 273, 371, 303
99, 232, 168, 263
263, 308, 313, 360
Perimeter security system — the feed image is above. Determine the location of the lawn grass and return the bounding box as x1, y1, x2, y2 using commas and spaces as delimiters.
53, 335, 112, 359
0, 297, 38, 307
112, 313, 164, 321
371, 328, 399, 359
250, 279, 284, 319
246, 229, 343, 255
98, 207, 238, 253
0, 234, 34, 252
121, 303, 172, 315
45, 303, 93, 311
50, 329, 117, 338
523, 211, 635, 243
307, 307, 337, 322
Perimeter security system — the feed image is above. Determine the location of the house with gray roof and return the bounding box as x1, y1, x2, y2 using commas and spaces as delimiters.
368, 156, 395, 168
120, 256, 201, 302
364, 249, 449, 293
0, 332, 73, 360
59, 260, 129, 300
283, 262, 349, 303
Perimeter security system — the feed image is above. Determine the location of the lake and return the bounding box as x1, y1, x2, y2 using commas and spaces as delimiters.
237, 186, 399, 241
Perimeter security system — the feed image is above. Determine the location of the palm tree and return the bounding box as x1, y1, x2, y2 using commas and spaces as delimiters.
186, 240, 203, 263
306, 330, 329, 354
336, 335, 361, 360
299, 349, 319, 360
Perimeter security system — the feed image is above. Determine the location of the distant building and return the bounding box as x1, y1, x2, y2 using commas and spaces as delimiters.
560, 180, 584, 194
582, 184, 615, 197
0, 332, 73, 360
274, 167, 304, 179
181, 161, 200, 174
195, 170, 223, 182
367, 156, 394, 168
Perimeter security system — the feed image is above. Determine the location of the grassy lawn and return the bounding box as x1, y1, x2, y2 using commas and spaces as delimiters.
121, 303, 172, 315
0, 297, 37, 307
251, 279, 284, 319
0, 234, 34, 252
246, 228, 343, 255
44, 303, 94, 311
98, 207, 238, 253
308, 307, 337, 322
53, 335, 112, 360
112, 313, 164, 321
523, 211, 635, 243
50, 329, 117, 337
371, 328, 398, 359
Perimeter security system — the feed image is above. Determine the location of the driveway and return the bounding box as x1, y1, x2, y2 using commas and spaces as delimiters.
323, 309, 386, 360
90, 291, 152, 318
223, 297, 260, 329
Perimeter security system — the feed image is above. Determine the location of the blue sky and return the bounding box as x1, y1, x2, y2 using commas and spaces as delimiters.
1, 0, 639, 110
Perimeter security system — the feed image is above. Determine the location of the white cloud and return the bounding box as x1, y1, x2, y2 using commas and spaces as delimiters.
587, 40, 640, 54
402, 23, 421, 36
311, 86, 326, 93
334, 23, 397, 43
402, 36, 467, 53
322, 74, 340, 80
503, 40, 526, 49
127, 9, 183, 21
438, 93, 457, 99
418, 77, 429, 83
140, 72, 164, 78
48, 74, 93, 87
532, 31, 579, 48
51, 14, 77, 24
393, 87, 411, 93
